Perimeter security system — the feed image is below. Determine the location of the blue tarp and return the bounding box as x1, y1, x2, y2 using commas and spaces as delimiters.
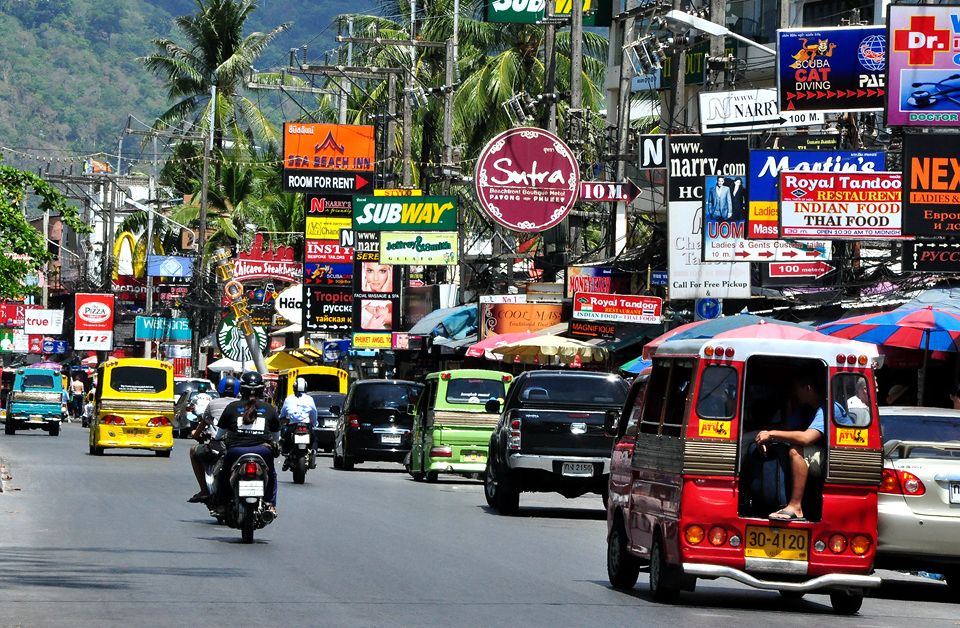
407, 304, 478, 340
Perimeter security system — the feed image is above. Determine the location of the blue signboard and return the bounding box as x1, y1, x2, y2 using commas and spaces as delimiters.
651, 270, 668, 287
42, 340, 68, 354
777, 26, 885, 114
695, 298, 721, 321
146, 255, 194, 278
135, 316, 192, 341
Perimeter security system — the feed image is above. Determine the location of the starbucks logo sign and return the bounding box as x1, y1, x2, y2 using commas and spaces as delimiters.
216, 316, 268, 362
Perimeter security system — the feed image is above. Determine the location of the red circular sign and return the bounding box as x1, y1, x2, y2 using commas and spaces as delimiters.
474, 127, 580, 233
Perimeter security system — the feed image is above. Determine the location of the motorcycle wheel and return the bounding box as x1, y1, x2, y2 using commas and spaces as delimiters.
239, 504, 255, 544
292, 456, 307, 484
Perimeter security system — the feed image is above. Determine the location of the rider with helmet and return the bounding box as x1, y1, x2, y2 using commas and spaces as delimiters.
279, 377, 319, 469
213, 371, 281, 516
188, 374, 239, 504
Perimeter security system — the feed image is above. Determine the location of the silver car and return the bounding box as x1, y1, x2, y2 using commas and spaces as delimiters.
877, 406, 960, 591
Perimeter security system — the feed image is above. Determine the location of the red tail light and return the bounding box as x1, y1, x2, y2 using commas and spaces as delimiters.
508, 416, 521, 450
102, 415, 125, 426
147, 416, 170, 427
430, 446, 453, 457
243, 461, 259, 478
348, 414, 360, 429
880, 468, 926, 496
295, 423, 310, 434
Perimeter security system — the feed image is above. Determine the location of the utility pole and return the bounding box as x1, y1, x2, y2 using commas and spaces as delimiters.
442, 38, 455, 172
709, 0, 726, 90
612, 7, 635, 256
387, 72, 398, 179
192, 84, 214, 373
542, 2, 558, 133
570, 0, 583, 111
41, 205, 49, 307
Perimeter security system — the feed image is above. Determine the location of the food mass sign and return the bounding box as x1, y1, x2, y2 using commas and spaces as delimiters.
474, 127, 579, 233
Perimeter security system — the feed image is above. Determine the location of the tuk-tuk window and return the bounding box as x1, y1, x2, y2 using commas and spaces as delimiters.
445, 378, 505, 405
640, 361, 670, 435
108, 367, 167, 394
662, 361, 694, 437
23, 374, 55, 389
831, 373, 873, 427
696, 366, 738, 420
300, 373, 342, 393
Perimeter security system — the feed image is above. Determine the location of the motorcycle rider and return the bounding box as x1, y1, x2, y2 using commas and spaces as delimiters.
279, 377, 319, 469
213, 371, 281, 517
188, 374, 239, 504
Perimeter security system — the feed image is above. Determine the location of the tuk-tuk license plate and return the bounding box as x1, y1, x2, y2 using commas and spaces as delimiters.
238, 481, 263, 497
381, 433, 402, 445
125, 427, 149, 435
562, 462, 594, 477
462, 450, 485, 462
744, 526, 809, 561
950, 482, 960, 504
323, 419, 337, 428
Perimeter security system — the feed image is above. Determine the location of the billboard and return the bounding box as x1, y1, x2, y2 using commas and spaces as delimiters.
568, 320, 616, 340
134, 316, 191, 342
887, 5, 960, 127
778, 26, 886, 114
747, 149, 885, 239
779, 171, 905, 239
566, 266, 612, 297
479, 302, 563, 338
379, 232, 459, 265
352, 196, 458, 231
146, 255, 193, 278
571, 292, 663, 324
486, 0, 610, 26
74, 293, 115, 351
903, 240, 960, 273
23, 309, 63, 335
282, 123, 375, 172
353, 245, 401, 334
902, 133, 960, 236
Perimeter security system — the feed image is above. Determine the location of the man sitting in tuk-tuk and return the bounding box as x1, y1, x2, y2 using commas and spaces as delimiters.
753, 376, 825, 521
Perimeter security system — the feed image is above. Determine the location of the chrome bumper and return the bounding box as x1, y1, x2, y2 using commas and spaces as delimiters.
682, 563, 881, 592
507, 453, 610, 474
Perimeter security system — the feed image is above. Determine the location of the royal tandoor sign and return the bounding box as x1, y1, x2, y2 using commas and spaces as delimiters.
352, 196, 457, 231
572, 292, 663, 324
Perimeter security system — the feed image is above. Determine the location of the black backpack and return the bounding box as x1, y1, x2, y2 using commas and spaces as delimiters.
745, 442, 792, 514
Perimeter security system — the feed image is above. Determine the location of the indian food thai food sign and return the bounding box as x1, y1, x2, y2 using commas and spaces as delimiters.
474, 127, 579, 233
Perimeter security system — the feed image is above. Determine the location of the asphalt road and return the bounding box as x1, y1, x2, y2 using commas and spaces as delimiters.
0, 424, 957, 627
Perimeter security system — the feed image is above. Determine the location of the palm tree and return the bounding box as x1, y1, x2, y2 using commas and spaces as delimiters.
139, 0, 290, 153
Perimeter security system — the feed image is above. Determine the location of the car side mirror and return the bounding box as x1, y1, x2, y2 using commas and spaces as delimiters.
406, 404, 417, 415
603, 409, 620, 437
485, 399, 501, 414
329, 405, 341, 416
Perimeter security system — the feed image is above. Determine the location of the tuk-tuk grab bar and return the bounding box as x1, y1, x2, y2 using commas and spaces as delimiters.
682, 563, 881, 592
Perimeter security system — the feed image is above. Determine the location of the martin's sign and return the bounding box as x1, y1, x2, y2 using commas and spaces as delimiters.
352, 196, 458, 231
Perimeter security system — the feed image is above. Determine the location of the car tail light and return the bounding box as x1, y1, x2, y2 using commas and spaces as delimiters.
147, 416, 170, 427
502, 374, 512, 382
879, 468, 899, 493
850, 535, 871, 555
430, 446, 453, 458
508, 416, 521, 451
348, 414, 360, 429
708, 526, 728, 546
685, 525, 705, 545
837, 353, 847, 365
880, 468, 926, 496
102, 415, 125, 426
295, 423, 310, 434
828, 534, 847, 554
724, 347, 735, 358
440, 372, 451, 380
243, 461, 259, 478
569, 413, 590, 419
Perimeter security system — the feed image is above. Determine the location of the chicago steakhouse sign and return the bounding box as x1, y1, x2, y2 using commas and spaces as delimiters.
475, 127, 579, 232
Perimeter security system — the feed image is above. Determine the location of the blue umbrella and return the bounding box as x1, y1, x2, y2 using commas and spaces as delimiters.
619, 357, 651, 374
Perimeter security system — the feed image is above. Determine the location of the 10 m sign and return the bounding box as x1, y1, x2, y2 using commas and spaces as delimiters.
579, 180, 641, 203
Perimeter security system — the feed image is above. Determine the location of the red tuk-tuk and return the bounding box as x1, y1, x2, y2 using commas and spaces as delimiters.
605, 323, 883, 614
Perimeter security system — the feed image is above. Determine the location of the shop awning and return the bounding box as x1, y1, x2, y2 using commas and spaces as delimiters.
585, 323, 664, 353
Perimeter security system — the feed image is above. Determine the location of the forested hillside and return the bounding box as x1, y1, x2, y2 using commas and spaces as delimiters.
0, 0, 365, 168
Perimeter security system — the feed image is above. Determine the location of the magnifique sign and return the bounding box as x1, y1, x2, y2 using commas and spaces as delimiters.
474, 127, 580, 233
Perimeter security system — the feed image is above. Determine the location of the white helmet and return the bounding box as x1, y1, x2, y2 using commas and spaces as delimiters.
295, 377, 307, 394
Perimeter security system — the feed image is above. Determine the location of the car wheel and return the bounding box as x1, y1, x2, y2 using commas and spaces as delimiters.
342, 455, 354, 471
829, 590, 863, 615
943, 568, 960, 594
155, 450, 171, 458
607, 517, 641, 590
49, 424, 60, 437
5, 421, 15, 435
333, 453, 344, 469
602, 484, 610, 510
779, 590, 805, 600
484, 457, 518, 515
426, 471, 438, 483
649, 533, 681, 603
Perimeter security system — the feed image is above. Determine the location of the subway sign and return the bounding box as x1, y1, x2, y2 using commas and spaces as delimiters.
352, 196, 458, 232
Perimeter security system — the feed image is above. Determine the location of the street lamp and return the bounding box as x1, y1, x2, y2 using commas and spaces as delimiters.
661, 9, 776, 56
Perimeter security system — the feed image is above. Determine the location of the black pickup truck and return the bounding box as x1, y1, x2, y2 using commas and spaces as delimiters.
483, 370, 628, 515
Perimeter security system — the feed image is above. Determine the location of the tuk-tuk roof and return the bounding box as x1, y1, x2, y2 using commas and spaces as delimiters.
653, 334, 879, 364
425, 368, 511, 381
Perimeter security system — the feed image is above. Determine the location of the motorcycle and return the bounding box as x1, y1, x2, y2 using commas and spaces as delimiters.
222, 453, 275, 543
282, 422, 313, 484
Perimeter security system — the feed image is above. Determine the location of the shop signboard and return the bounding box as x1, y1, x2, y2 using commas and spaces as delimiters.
379, 232, 459, 265
353, 196, 458, 231
572, 292, 663, 324
700, 88, 824, 134
216, 316, 267, 362
353, 245, 401, 334
479, 302, 563, 338
475, 127, 579, 233
74, 293, 114, 351
146, 255, 193, 278
23, 308, 63, 335
304, 285, 352, 333
283, 123, 374, 171
352, 332, 391, 350
567, 320, 616, 340
887, 5, 960, 127
777, 26, 886, 114
566, 266, 612, 297
134, 316, 192, 342
903, 240, 960, 273
485, 0, 610, 26
779, 171, 905, 239
902, 133, 960, 236
274, 284, 303, 323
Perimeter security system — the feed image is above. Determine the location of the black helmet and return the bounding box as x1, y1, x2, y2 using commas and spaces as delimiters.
218, 374, 239, 397
239, 371, 264, 398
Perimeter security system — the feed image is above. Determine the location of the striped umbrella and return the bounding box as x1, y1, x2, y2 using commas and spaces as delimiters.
642, 315, 810, 359
817, 306, 960, 353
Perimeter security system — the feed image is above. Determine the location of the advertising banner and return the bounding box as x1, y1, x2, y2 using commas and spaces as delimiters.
475, 127, 579, 233
305, 240, 353, 264
779, 171, 904, 239
479, 302, 563, 338
887, 5, 960, 127
352, 332, 392, 350
306, 194, 353, 216
216, 316, 267, 362
747, 149, 885, 239
778, 26, 886, 114
274, 284, 304, 323
283, 123, 374, 172
305, 262, 353, 287
74, 293, 114, 351
282, 170, 373, 194
568, 320, 616, 340
903, 240, 960, 273
699, 88, 824, 134
902, 133, 960, 236
23, 309, 63, 335
304, 285, 352, 333
566, 266, 612, 297
306, 216, 353, 241
486, 0, 610, 26
146, 255, 193, 278
478, 294, 527, 304
379, 232, 459, 265
667, 135, 751, 299
0, 302, 39, 328
353, 246, 401, 334
134, 316, 191, 342
353, 196, 458, 231
572, 292, 663, 324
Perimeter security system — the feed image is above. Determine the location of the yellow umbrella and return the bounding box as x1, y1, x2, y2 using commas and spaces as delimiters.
491, 334, 608, 365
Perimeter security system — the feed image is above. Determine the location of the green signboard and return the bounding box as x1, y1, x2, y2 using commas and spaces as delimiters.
486, 0, 611, 27
352, 196, 458, 232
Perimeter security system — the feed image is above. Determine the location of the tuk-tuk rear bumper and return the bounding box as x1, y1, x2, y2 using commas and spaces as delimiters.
682, 563, 881, 592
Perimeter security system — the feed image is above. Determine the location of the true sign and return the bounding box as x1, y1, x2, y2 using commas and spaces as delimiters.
352, 196, 458, 232
23, 309, 63, 335
699, 88, 824, 134
572, 292, 663, 324
579, 180, 640, 203
779, 171, 905, 239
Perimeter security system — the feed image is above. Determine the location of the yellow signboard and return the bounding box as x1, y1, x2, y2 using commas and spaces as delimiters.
836, 428, 868, 447
698, 420, 732, 439
306, 217, 352, 240
352, 332, 392, 349
374, 189, 423, 197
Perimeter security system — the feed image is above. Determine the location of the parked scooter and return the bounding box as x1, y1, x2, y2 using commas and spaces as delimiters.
282, 422, 312, 484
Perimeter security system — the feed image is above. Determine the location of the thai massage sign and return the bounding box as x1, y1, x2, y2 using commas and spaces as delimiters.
475, 127, 579, 233
779, 171, 904, 239
572, 292, 663, 324
380, 232, 459, 265
352, 196, 457, 231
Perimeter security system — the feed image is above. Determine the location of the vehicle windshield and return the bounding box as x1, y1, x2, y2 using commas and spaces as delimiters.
109, 367, 168, 395
351, 384, 421, 411
309, 393, 346, 414
299, 373, 342, 393
175, 379, 213, 396
516, 375, 626, 406
445, 378, 505, 405
23, 374, 55, 389
881, 411, 960, 459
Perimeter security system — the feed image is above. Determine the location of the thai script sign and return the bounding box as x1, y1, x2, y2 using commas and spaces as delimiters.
352, 196, 458, 231
572, 292, 663, 324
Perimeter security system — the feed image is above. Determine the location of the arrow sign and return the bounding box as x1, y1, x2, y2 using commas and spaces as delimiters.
282, 169, 373, 194
699, 88, 825, 134
579, 180, 640, 203
769, 261, 835, 279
